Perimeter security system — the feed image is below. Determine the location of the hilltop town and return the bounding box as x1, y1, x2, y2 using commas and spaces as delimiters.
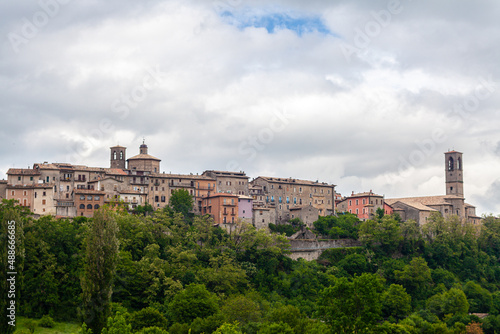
0, 142, 482, 227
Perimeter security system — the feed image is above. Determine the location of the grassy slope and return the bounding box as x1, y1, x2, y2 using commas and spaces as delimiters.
14, 317, 81, 334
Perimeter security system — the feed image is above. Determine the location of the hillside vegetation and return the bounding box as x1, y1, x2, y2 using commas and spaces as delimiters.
1, 199, 500, 333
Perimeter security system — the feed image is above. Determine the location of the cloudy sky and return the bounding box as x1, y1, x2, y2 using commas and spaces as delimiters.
1, 0, 499, 215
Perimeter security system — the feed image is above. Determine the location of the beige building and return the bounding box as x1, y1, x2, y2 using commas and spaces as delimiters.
289, 204, 320, 227
127, 142, 161, 173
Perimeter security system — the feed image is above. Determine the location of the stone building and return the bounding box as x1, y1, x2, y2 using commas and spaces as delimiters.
289, 204, 320, 227
202, 170, 249, 195
386, 151, 481, 225
127, 142, 161, 173
250, 176, 335, 223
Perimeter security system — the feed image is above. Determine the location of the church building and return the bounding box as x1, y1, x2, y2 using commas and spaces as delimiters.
386, 151, 482, 225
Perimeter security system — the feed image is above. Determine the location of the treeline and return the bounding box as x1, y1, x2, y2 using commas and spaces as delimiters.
1, 198, 500, 333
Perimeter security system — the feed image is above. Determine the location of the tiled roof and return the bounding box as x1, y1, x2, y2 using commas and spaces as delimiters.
127, 153, 161, 161
7, 168, 41, 175
389, 200, 439, 212
386, 195, 463, 206
347, 191, 383, 198
255, 176, 335, 187
203, 170, 248, 178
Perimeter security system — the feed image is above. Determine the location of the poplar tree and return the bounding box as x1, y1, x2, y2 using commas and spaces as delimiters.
81, 208, 119, 334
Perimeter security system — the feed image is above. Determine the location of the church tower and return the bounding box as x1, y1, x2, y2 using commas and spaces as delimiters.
445, 150, 464, 197
110, 145, 126, 169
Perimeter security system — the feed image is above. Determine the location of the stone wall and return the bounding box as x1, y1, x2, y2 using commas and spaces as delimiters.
288, 238, 363, 261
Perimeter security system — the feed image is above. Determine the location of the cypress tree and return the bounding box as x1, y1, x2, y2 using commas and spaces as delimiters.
81, 208, 119, 334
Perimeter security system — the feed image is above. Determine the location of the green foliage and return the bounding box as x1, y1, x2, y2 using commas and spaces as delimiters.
23, 319, 36, 333
395, 257, 433, 303
269, 218, 303, 237
78, 323, 93, 334
101, 311, 132, 334
222, 295, 262, 326
169, 284, 219, 324
317, 273, 385, 333
81, 209, 120, 334
463, 280, 492, 313
257, 322, 294, 334
359, 216, 402, 254
136, 327, 169, 334
129, 307, 168, 332
169, 189, 193, 218
427, 288, 469, 319
214, 322, 243, 334
39, 314, 56, 328
313, 213, 359, 239
134, 203, 154, 216
381, 284, 412, 320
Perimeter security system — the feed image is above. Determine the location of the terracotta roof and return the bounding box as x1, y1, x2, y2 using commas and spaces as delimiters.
347, 191, 383, 198
237, 195, 254, 200
127, 153, 161, 161
254, 176, 335, 187
7, 183, 54, 189
110, 145, 127, 148
7, 168, 41, 175
203, 170, 248, 178
107, 169, 128, 175
386, 195, 463, 206
389, 200, 439, 212
74, 189, 106, 195
206, 193, 239, 198
446, 150, 463, 154
150, 173, 215, 180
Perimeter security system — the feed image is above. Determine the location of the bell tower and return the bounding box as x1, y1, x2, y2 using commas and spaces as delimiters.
110, 145, 126, 169
445, 150, 463, 197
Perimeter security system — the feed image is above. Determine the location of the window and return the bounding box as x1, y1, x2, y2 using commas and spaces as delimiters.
87, 195, 92, 200
286, 197, 290, 204
113, 151, 117, 159
356, 208, 359, 214
224, 199, 227, 205
349, 200, 352, 206
42, 199, 46, 205
11, 191, 14, 196
35, 192, 37, 198
356, 199, 359, 205
30, 176, 33, 181
299, 199, 302, 205
87, 204, 92, 209
80, 204, 85, 209
161, 196, 166, 202
448, 157, 454, 171
43, 191, 46, 196
94, 204, 100, 209
119, 151, 123, 159
23, 191, 27, 196
231, 199, 234, 205
279, 197, 282, 203
155, 196, 159, 202
18, 176, 21, 181
294, 197, 297, 204
362, 199, 365, 205
95, 196, 100, 201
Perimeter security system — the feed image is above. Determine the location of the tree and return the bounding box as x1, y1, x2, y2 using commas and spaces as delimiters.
81, 209, 120, 334
395, 257, 432, 304
169, 189, 193, 218
381, 284, 412, 320
101, 311, 132, 334
463, 281, 492, 313
129, 307, 168, 332
169, 284, 219, 324
317, 273, 384, 333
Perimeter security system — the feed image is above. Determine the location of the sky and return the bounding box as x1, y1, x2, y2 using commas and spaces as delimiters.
1, 0, 499, 215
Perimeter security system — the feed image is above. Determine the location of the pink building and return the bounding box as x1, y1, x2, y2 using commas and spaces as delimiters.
238, 195, 253, 223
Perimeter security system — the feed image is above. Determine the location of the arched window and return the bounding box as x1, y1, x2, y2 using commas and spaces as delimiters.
457, 157, 462, 170
448, 157, 454, 171
113, 151, 117, 160
94, 204, 100, 209
119, 151, 123, 160
79, 204, 85, 209
87, 204, 92, 209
